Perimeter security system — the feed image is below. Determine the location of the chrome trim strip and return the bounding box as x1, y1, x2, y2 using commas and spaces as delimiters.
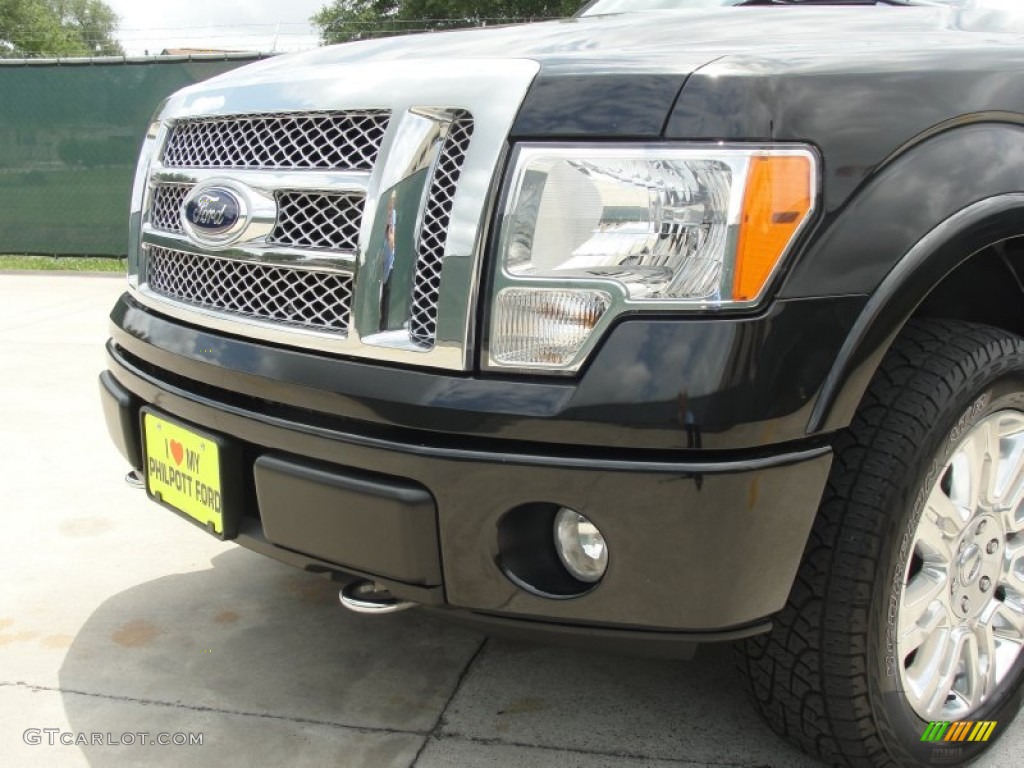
142, 231, 357, 273
149, 167, 372, 194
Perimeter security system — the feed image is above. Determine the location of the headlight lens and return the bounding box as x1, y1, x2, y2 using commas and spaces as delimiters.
489, 145, 816, 372
503, 154, 734, 300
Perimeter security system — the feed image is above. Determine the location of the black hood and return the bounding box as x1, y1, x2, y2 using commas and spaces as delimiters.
224, 5, 976, 80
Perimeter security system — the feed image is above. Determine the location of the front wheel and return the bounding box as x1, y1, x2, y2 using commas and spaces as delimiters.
740, 319, 1024, 767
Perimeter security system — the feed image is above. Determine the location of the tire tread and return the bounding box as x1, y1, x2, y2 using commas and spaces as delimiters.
737, 319, 1024, 767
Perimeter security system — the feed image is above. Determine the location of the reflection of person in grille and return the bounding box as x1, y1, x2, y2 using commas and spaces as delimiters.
379, 192, 397, 328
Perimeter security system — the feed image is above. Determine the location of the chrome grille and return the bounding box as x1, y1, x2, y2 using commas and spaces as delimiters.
149, 185, 191, 233
146, 247, 352, 333
162, 111, 391, 171
409, 112, 475, 348
269, 192, 363, 252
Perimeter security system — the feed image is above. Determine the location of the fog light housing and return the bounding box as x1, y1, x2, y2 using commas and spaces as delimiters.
554, 508, 608, 583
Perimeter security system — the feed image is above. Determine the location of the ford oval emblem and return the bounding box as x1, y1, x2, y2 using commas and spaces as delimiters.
184, 188, 242, 236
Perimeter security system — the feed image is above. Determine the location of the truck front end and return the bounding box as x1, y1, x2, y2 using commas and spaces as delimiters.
100, 28, 836, 655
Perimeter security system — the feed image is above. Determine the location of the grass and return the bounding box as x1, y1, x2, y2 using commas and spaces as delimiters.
0, 255, 126, 273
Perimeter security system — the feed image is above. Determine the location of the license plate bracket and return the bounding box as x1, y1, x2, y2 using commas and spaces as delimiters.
141, 408, 242, 540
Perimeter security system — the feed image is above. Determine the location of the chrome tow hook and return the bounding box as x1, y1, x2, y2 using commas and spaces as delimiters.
125, 469, 145, 489
339, 580, 415, 615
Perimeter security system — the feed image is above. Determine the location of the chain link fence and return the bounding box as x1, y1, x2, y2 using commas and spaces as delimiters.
0, 55, 266, 257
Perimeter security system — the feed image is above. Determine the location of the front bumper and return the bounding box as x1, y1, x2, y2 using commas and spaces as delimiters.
102, 294, 834, 654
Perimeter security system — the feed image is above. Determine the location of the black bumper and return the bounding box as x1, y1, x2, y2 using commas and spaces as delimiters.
101, 293, 836, 654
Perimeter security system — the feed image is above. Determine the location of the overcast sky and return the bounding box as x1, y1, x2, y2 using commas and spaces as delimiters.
104, 0, 327, 56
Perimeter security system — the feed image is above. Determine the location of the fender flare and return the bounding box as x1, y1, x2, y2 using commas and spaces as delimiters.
807, 194, 1024, 434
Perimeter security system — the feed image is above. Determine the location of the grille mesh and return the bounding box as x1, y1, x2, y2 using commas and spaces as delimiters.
162, 111, 391, 171
149, 185, 191, 233
146, 247, 352, 333
269, 192, 363, 252
409, 112, 474, 348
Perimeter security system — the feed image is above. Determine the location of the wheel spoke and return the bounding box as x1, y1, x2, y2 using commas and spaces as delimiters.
953, 424, 998, 514
995, 429, 1024, 527
925, 629, 970, 719
1003, 541, 1024, 589
900, 566, 949, 654
982, 420, 1003, 511
950, 449, 978, 521
918, 486, 961, 561
979, 599, 1024, 691
906, 627, 969, 720
991, 598, 1024, 640
900, 596, 948, 657
1000, 504, 1024, 537
963, 627, 997, 708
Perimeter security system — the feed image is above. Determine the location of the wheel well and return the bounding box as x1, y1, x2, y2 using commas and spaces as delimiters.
911, 238, 1024, 338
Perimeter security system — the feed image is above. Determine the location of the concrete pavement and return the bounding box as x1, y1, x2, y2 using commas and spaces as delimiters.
0, 273, 1021, 767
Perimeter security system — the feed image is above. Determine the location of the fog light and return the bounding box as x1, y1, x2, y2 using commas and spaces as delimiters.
554, 508, 608, 583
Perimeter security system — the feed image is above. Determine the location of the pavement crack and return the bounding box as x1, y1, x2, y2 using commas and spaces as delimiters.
430, 731, 766, 767
410, 636, 488, 767
5, 681, 426, 738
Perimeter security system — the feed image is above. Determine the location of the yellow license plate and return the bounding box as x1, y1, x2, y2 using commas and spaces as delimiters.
143, 413, 224, 535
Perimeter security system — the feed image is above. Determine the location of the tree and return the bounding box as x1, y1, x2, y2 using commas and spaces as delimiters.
52, 0, 122, 56
0, 0, 123, 58
314, 0, 586, 45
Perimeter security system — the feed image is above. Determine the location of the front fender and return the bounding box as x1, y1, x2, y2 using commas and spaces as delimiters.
781, 122, 1024, 299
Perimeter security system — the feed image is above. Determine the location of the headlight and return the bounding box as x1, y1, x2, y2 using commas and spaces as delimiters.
488, 144, 816, 372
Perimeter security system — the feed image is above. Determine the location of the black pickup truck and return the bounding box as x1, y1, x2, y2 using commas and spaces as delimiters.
99, 1, 1024, 764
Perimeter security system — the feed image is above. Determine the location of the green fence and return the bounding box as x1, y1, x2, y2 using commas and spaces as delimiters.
0, 55, 267, 257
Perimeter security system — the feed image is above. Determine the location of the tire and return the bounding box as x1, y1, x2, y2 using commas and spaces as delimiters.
738, 318, 1024, 767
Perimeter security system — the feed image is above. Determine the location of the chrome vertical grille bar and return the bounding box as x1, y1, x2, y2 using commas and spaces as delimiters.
409, 112, 475, 348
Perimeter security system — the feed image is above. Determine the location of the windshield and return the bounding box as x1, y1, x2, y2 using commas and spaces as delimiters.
581, 0, 980, 15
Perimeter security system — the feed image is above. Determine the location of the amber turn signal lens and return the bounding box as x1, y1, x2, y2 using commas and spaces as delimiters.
733, 155, 813, 302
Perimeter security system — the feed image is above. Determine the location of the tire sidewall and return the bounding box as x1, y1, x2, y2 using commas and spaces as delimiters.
872, 371, 1024, 766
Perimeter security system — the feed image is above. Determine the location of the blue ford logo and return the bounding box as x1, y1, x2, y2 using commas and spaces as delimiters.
184, 188, 242, 236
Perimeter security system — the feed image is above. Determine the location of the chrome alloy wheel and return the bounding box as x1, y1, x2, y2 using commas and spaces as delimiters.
898, 410, 1024, 721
